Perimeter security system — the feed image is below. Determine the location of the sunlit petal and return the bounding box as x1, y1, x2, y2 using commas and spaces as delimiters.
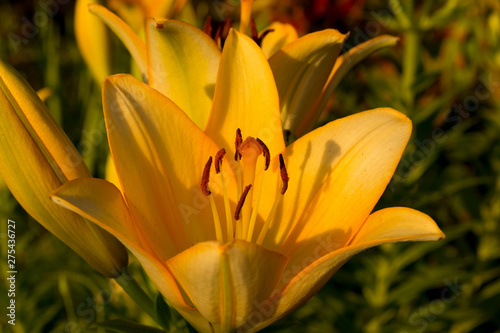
260, 22, 299, 58
205, 29, 284, 159
89, 4, 148, 79
146, 19, 220, 129
103, 74, 237, 261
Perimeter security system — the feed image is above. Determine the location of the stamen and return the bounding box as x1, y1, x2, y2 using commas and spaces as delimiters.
234, 184, 252, 221
256, 180, 282, 245
209, 195, 224, 244
250, 19, 259, 44
234, 128, 243, 161
214, 148, 226, 174
214, 24, 222, 45
215, 148, 234, 241
220, 17, 232, 49
256, 138, 270, 170
201, 156, 212, 196
203, 16, 212, 37
279, 154, 289, 195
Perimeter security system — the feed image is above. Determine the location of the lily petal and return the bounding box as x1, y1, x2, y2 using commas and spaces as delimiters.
259, 109, 411, 257
146, 19, 220, 129
260, 22, 299, 59
295, 35, 400, 137
206, 29, 284, 159
103, 74, 237, 261
75, 0, 110, 84
252, 207, 444, 332
0, 61, 126, 276
89, 4, 148, 79
268, 29, 347, 136
140, 0, 186, 17
166, 240, 288, 331
50, 178, 213, 332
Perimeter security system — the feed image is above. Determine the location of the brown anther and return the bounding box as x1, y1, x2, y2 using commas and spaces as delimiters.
201, 156, 213, 196
234, 128, 243, 161
250, 19, 259, 44
220, 17, 232, 49
214, 148, 226, 174
234, 185, 252, 220
279, 154, 289, 195
156, 21, 164, 29
203, 16, 212, 37
256, 138, 270, 170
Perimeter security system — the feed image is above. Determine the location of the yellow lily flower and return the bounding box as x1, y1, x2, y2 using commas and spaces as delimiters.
75, 0, 186, 84
51, 29, 444, 332
0, 61, 128, 277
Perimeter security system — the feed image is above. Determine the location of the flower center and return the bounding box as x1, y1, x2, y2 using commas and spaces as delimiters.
200, 129, 288, 245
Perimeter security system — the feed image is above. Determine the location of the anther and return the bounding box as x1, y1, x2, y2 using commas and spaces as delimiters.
250, 19, 259, 44
203, 16, 212, 37
215, 148, 226, 174
234, 184, 252, 220
256, 138, 270, 170
220, 17, 232, 49
279, 154, 289, 195
234, 128, 243, 161
201, 156, 213, 196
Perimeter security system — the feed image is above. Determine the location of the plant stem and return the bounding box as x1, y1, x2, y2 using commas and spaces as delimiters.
401, 1, 419, 114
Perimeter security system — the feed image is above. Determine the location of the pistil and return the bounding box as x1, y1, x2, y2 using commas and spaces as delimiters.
238, 137, 263, 237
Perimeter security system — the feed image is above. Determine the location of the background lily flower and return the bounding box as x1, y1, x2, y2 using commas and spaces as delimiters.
88, 7, 399, 138
75, 0, 187, 84
0, 60, 128, 277
51, 30, 444, 332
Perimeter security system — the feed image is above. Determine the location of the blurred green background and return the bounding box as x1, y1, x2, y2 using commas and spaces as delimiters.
1, 0, 500, 332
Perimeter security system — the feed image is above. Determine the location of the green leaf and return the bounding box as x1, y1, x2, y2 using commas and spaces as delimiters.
93, 319, 165, 333
155, 293, 172, 330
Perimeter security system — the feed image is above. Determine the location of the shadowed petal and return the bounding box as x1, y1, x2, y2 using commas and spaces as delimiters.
251, 207, 444, 332
268, 29, 347, 135
0, 61, 126, 276
166, 240, 288, 331
258, 109, 411, 257
75, 0, 110, 84
295, 35, 400, 136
